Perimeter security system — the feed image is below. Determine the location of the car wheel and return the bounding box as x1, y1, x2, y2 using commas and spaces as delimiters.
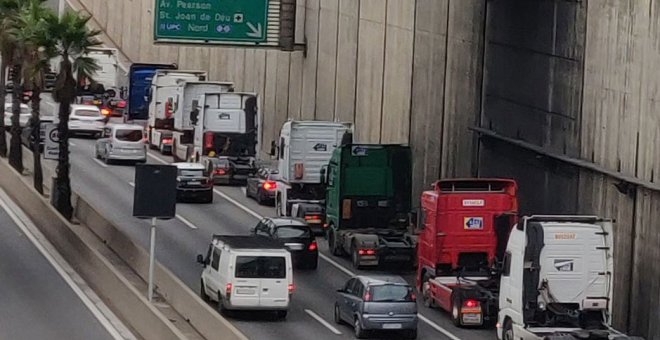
405, 329, 418, 340
333, 304, 342, 324
451, 294, 462, 327
244, 185, 250, 198
502, 319, 514, 340
95, 151, 101, 159
354, 318, 366, 339
256, 190, 264, 204
200, 280, 210, 302
308, 259, 318, 270
218, 292, 230, 316
204, 191, 214, 204
276, 310, 287, 320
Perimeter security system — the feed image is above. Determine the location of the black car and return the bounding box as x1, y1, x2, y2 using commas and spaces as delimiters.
252, 217, 318, 270
245, 167, 279, 205
174, 162, 214, 203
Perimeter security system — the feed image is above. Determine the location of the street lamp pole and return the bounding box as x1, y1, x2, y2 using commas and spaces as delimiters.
148, 217, 157, 302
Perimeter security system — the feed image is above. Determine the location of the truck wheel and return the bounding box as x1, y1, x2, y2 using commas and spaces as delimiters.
502, 319, 514, 340
422, 276, 435, 308
172, 140, 180, 162
200, 280, 209, 302
329, 231, 342, 256
451, 294, 462, 327
275, 195, 283, 216
351, 246, 363, 270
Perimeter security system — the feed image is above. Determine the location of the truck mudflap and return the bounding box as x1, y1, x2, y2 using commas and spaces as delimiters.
451, 282, 499, 326
348, 232, 416, 268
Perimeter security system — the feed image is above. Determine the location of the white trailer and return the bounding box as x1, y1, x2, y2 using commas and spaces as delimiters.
272, 120, 353, 217
51, 47, 119, 89
146, 70, 207, 153
497, 215, 643, 340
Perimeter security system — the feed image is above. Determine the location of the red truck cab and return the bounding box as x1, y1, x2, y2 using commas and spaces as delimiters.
417, 179, 518, 327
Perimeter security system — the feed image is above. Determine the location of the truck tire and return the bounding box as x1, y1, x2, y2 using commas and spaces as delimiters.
502, 318, 514, 340
172, 140, 181, 162
422, 275, 436, 308
451, 294, 462, 327
329, 230, 342, 256
200, 280, 209, 302
275, 194, 283, 216
351, 246, 363, 270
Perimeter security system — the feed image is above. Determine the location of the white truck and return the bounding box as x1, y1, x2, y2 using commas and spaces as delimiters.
52, 47, 119, 89
497, 215, 643, 340
271, 120, 353, 232
145, 70, 208, 153
175, 92, 260, 185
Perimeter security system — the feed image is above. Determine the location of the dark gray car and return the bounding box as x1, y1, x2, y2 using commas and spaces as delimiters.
334, 275, 418, 339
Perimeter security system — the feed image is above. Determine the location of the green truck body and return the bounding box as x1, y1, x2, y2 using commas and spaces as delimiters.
325, 144, 416, 269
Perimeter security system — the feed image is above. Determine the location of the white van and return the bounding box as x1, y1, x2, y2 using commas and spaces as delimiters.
197, 235, 293, 319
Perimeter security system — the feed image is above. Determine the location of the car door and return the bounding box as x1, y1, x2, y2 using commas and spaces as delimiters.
338, 278, 357, 319
97, 127, 111, 156
206, 246, 222, 300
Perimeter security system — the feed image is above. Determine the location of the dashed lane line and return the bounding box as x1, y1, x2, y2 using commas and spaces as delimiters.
304, 309, 342, 335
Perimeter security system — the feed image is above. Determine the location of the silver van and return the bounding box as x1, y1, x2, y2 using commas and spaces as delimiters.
334, 275, 418, 339
95, 124, 146, 164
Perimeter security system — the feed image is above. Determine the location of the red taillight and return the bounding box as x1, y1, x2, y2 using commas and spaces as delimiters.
204, 132, 214, 149
101, 108, 111, 116
308, 241, 318, 251
464, 299, 480, 308
117, 100, 126, 108
263, 181, 277, 190
411, 292, 417, 302
365, 249, 376, 255
215, 168, 227, 175
358, 249, 375, 256
363, 288, 372, 302
304, 215, 320, 221
288, 284, 295, 294
358, 249, 365, 255
226, 283, 232, 296
162, 138, 172, 145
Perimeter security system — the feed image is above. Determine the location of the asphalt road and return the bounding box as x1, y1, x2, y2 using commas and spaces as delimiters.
35, 94, 496, 340
0, 190, 122, 340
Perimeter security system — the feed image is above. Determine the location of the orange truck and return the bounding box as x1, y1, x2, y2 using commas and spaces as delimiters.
416, 179, 518, 327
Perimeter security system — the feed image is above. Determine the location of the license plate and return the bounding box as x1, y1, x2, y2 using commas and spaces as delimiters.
189, 181, 200, 185
306, 219, 321, 224
462, 313, 482, 324
236, 288, 255, 295
382, 323, 402, 329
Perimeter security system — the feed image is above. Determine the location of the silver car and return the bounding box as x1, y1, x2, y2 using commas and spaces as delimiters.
3, 103, 31, 127
334, 275, 418, 339
69, 104, 107, 137
95, 124, 146, 164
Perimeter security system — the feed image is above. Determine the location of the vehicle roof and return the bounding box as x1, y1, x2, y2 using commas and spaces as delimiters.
213, 235, 286, 250
356, 275, 409, 286
71, 104, 101, 110
265, 217, 309, 228
107, 124, 143, 130
172, 162, 205, 169
4, 103, 29, 108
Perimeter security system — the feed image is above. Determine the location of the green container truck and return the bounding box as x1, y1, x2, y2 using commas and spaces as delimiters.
323, 144, 416, 269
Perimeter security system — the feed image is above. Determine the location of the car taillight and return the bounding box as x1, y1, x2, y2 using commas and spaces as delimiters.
263, 181, 277, 190
162, 138, 172, 145
204, 132, 213, 149
304, 215, 320, 221
463, 299, 480, 308
117, 100, 126, 108
363, 288, 372, 302
308, 241, 318, 251
288, 284, 295, 294
101, 108, 111, 116
358, 249, 376, 256
411, 291, 417, 302
226, 283, 232, 298
215, 168, 227, 175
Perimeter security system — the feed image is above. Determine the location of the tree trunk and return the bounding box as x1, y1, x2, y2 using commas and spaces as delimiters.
31, 85, 43, 194
52, 98, 72, 219
9, 64, 23, 173
0, 62, 7, 158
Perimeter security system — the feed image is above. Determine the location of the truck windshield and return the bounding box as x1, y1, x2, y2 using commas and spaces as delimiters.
370, 284, 415, 302
275, 226, 310, 239
235, 256, 286, 279
115, 130, 142, 142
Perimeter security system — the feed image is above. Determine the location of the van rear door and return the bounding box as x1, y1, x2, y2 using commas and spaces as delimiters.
257, 255, 289, 308
232, 256, 262, 307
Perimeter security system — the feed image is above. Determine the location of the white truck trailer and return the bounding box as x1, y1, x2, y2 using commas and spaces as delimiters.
272, 120, 353, 228
146, 70, 208, 153
497, 215, 644, 340
52, 47, 119, 89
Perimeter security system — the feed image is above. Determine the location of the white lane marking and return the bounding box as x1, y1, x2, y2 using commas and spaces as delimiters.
418, 314, 462, 340
304, 309, 342, 335
146, 152, 168, 164
92, 158, 108, 168
128, 182, 135, 187
0, 189, 134, 340
145, 148, 463, 339
175, 214, 198, 230
241, 187, 247, 195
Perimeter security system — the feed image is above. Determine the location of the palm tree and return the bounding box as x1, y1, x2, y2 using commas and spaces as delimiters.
14, 0, 56, 194
0, 0, 22, 158
48, 10, 100, 219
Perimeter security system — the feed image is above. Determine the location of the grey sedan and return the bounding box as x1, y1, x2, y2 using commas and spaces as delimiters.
334, 275, 418, 339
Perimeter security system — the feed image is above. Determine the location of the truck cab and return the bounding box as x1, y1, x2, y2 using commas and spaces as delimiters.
497, 215, 637, 340
417, 179, 518, 327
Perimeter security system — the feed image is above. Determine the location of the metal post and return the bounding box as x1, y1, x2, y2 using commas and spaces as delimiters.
58, 0, 65, 17
148, 217, 156, 302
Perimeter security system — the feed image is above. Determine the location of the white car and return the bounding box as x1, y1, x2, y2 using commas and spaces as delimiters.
95, 124, 146, 164
3, 103, 32, 127
68, 104, 107, 137
197, 235, 293, 318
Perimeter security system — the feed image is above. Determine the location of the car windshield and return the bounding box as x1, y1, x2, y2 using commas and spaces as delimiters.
115, 129, 142, 142
179, 169, 204, 177
275, 226, 310, 239
74, 109, 101, 117
370, 284, 414, 302
235, 256, 286, 279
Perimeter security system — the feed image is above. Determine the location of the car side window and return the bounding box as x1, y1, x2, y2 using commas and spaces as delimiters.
211, 249, 221, 270
255, 220, 270, 236
103, 128, 111, 138
353, 281, 365, 298
344, 278, 356, 294
502, 251, 511, 277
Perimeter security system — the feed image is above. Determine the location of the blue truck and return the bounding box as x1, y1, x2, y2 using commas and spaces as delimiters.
125, 63, 177, 122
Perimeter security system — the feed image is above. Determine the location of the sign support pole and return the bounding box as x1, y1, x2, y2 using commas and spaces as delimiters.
148, 217, 157, 302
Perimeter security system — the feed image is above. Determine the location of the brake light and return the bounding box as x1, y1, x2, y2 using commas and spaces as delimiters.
464, 299, 480, 308
204, 132, 214, 150
162, 138, 172, 145
358, 249, 375, 256
363, 288, 372, 302
304, 215, 320, 221
215, 168, 227, 175
288, 284, 295, 294
263, 181, 277, 190
117, 100, 126, 108
365, 249, 376, 255
226, 283, 232, 298
101, 108, 111, 116
308, 241, 318, 251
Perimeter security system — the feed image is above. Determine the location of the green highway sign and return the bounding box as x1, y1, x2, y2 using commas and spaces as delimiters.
154, 0, 270, 44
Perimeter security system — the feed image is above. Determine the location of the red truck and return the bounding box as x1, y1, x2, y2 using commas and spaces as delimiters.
416, 179, 518, 327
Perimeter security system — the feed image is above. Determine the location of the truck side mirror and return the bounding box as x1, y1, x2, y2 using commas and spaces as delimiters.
196, 254, 205, 265
320, 166, 327, 185
269, 140, 276, 156
190, 100, 199, 125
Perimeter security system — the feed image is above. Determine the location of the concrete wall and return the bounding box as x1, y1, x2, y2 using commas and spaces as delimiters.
69, 0, 485, 201
478, 0, 660, 337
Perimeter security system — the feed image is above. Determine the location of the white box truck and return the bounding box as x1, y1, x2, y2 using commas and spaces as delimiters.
497, 215, 644, 340
146, 70, 208, 153
52, 47, 119, 90
175, 92, 260, 184
271, 120, 353, 231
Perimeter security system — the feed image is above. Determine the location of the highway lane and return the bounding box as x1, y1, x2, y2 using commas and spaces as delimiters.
0, 189, 128, 340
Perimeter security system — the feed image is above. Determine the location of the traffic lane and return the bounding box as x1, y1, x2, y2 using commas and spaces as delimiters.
66, 139, 349, 340
213, 180, 498, 340
0, 196, 116, 340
